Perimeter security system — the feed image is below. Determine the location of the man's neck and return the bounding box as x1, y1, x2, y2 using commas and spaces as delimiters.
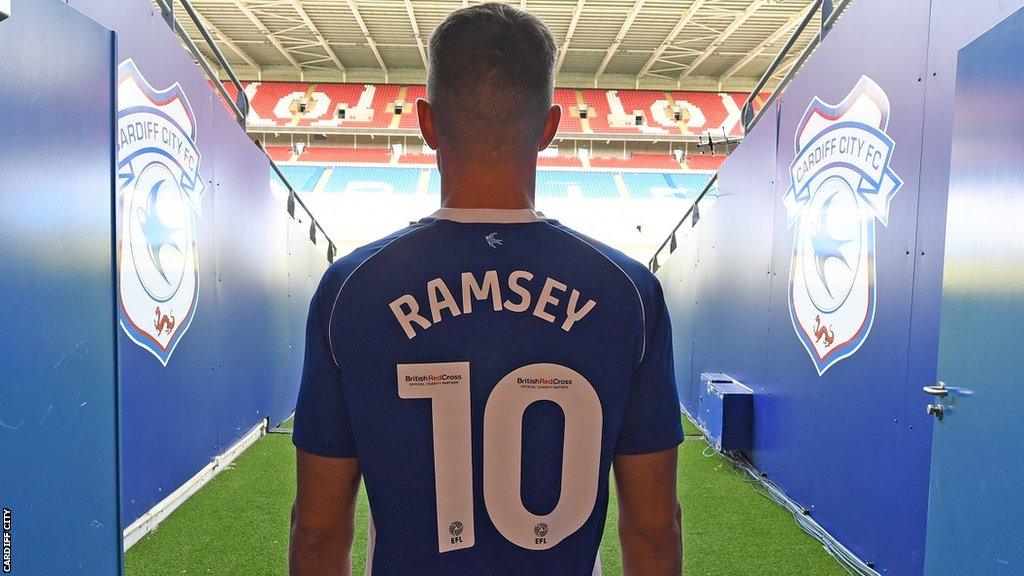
439, 153, 537, 210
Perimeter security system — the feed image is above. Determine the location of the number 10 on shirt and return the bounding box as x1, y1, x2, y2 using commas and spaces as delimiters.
397, 362, 604, 553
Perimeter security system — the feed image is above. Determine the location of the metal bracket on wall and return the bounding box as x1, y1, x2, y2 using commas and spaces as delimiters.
155, 0, 173, 30
822, 0, 835, 36
0, 0, 11, 23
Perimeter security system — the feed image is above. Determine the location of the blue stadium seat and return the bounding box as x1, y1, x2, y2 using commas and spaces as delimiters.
427, 169, 441, 196
279, 165, 324, 192
621, 172, 711, 199
536, 171, 618, 199
321, 166, 422, 195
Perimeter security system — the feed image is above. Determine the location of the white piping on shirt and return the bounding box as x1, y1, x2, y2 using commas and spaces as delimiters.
327, 221, 439, 368
544, 222, 648, 365
428, 207, 547, 223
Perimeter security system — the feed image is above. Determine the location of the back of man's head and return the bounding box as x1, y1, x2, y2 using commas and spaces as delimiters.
427, 3, 557, 156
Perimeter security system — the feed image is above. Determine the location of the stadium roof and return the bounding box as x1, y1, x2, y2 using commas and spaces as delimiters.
172, 0, 822, 91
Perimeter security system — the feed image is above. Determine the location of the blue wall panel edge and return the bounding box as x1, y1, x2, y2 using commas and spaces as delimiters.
0, 0, 121, 573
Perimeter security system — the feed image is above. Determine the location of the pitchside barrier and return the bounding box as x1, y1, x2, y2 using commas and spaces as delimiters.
1, 0, 327, 572
653, 0, 1024, 574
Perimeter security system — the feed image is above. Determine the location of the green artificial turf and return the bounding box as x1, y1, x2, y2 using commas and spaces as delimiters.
682, 414, 702, 437
125, 418, 845, 576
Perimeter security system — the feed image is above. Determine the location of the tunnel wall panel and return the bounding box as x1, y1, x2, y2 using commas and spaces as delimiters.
65, 0, 329, 527
656, 0, 1024, 573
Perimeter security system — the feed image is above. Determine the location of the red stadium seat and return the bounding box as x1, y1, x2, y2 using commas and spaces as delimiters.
238, 82, 760, 142
398, 85, 427, 129
614, 90, 681, 135
685, 154, 727, 171
299, 146, 391, 164
580, 89, 634, 134
299, 83, 365, 127
248, 81, 308, 126
264, 145, 293, 162
589, 153, 681, 170
670, 91, 742, 138
553, 88, 583, 133
537, 155, 583, 168
398, 152, 437, 165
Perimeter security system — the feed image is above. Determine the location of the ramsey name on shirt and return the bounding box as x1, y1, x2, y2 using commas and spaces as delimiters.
389, 269, 597, 339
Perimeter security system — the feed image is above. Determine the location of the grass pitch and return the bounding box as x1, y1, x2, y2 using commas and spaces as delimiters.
125, 416, 845, 575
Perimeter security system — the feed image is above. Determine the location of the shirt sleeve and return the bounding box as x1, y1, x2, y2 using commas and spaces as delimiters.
292, 274, 358, 458
614, 276, 685, 455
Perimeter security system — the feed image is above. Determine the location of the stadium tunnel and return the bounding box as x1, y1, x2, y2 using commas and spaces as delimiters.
1, 0, 1024, 575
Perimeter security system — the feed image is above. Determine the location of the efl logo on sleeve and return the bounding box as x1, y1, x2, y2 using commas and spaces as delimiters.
783, 76, 903, 376
116, 59, 204, 366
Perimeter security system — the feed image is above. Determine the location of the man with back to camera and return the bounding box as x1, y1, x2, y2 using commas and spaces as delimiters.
289, 3, 683, 575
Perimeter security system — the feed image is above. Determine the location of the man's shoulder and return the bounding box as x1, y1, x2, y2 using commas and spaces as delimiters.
319, 222, 434, 295
544, 221, 658, 293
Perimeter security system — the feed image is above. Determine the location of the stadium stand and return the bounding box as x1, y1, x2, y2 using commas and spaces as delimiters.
398, 85, 427, 129
277, 165, 325, 192
265, 146, 293, 162
536, 171, 619, 199
580, 88, 635, 133
685, 154, 727, 171
427, 169, 441, 197
321, 166, 422, 195
553, 88, 583, 133
398, 152, 437, 165
289, 164, 707, 203
240, 82, 759, 138
302, 83, 366, 127
614, 90, 682, 134
329, 84, 399, 129
276, 145, 692, 170
620, 172, 711, 200
300, 146, 391, 164
249, 81, 307, 126
538, 155, 584, 168
589, 153, 681, 170
671, 91, 739, 137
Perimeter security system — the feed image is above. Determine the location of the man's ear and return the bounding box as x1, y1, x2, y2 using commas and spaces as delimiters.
538, 104, 562, 151
417, 98, 438, 150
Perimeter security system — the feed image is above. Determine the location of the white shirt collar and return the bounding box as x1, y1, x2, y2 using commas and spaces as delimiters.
427, 207, 547, 224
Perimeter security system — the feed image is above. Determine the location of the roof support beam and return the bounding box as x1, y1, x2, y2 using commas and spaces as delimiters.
404, 0, 428, 70
555, 0, 585, 76
288, 0, 346, 76
345, 0, 388, 78
594, 0, 645, 82
193, 9, 259, 71
230, 0, 302, 73
636, 0, 705, 79
721, 2, 813, 80
680, 0, 767, 79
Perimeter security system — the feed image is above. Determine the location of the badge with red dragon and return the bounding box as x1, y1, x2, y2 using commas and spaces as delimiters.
783, 76, 902, 376
117, 59, 204, 366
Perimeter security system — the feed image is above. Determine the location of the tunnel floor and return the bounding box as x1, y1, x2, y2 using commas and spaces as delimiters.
124, 416, 845, 575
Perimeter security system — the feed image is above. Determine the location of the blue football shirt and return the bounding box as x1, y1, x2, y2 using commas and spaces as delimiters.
293, 207, 683, 575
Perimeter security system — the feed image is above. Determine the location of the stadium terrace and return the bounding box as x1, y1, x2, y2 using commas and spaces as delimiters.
388, 269, 598, 340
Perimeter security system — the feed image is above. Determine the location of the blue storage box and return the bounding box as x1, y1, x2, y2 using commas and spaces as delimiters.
698, 372, 753, 452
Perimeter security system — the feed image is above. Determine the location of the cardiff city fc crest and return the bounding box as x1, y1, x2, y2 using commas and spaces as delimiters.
783, 76, 902, 376
117, 59, 204, 365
